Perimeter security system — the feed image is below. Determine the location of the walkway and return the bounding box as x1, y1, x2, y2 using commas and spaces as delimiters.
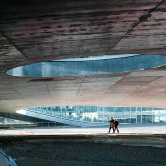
0, 123, 166, 136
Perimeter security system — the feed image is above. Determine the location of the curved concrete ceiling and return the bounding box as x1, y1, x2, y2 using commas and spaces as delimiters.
0, 0, 166, 115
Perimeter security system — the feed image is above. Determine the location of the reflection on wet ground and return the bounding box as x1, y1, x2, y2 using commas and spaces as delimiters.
0, 134, 166, 166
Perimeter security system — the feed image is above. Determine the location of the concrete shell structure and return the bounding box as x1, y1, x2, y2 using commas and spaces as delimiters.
0, 0, 166, 123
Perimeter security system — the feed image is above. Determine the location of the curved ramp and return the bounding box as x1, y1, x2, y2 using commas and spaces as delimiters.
16, 109, 107, 127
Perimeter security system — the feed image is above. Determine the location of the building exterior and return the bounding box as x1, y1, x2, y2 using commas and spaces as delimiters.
27, 106, 166, 124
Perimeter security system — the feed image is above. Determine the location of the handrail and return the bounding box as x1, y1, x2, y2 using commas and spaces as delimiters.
17, 109, 109, 127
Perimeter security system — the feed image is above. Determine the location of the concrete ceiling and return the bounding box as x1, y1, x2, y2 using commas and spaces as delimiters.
0, 0, 166, 114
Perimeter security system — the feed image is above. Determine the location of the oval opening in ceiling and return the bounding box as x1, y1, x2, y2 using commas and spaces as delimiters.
6, 54, 166, 77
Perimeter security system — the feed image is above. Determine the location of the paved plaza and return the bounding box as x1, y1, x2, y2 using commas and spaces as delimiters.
0, 123, 166, 166
0, 123, 166, 136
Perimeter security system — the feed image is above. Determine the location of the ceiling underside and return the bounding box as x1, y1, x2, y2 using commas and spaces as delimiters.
0, 0, 166, 113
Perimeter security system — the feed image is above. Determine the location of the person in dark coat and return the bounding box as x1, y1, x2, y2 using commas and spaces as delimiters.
108, 117, 115, 133
114, 118, 119, 133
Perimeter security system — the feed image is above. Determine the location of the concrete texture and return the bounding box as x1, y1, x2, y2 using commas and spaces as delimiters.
0, 124, 166, 166
0, 0, 166, 118
1, 135, 166, 166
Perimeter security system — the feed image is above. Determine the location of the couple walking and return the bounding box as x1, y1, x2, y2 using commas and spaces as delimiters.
108, 117, 119, 133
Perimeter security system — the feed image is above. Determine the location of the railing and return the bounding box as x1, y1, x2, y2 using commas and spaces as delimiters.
16, 109, 109, 127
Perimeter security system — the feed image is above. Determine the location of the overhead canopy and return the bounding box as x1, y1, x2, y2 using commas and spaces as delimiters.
0, 0, 166, 115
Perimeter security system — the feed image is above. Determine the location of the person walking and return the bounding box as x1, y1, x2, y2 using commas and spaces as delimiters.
114, 118, 119, 133
108, 117, 115, 133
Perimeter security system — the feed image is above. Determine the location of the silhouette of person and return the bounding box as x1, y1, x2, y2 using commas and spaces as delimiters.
114, 118, 119, 133
108, 117, 115, 133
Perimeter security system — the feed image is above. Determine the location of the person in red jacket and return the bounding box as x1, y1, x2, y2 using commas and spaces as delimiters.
108, 117, 115, 133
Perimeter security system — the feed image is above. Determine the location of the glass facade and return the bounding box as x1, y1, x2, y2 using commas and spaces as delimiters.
27, 106, 166, 124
